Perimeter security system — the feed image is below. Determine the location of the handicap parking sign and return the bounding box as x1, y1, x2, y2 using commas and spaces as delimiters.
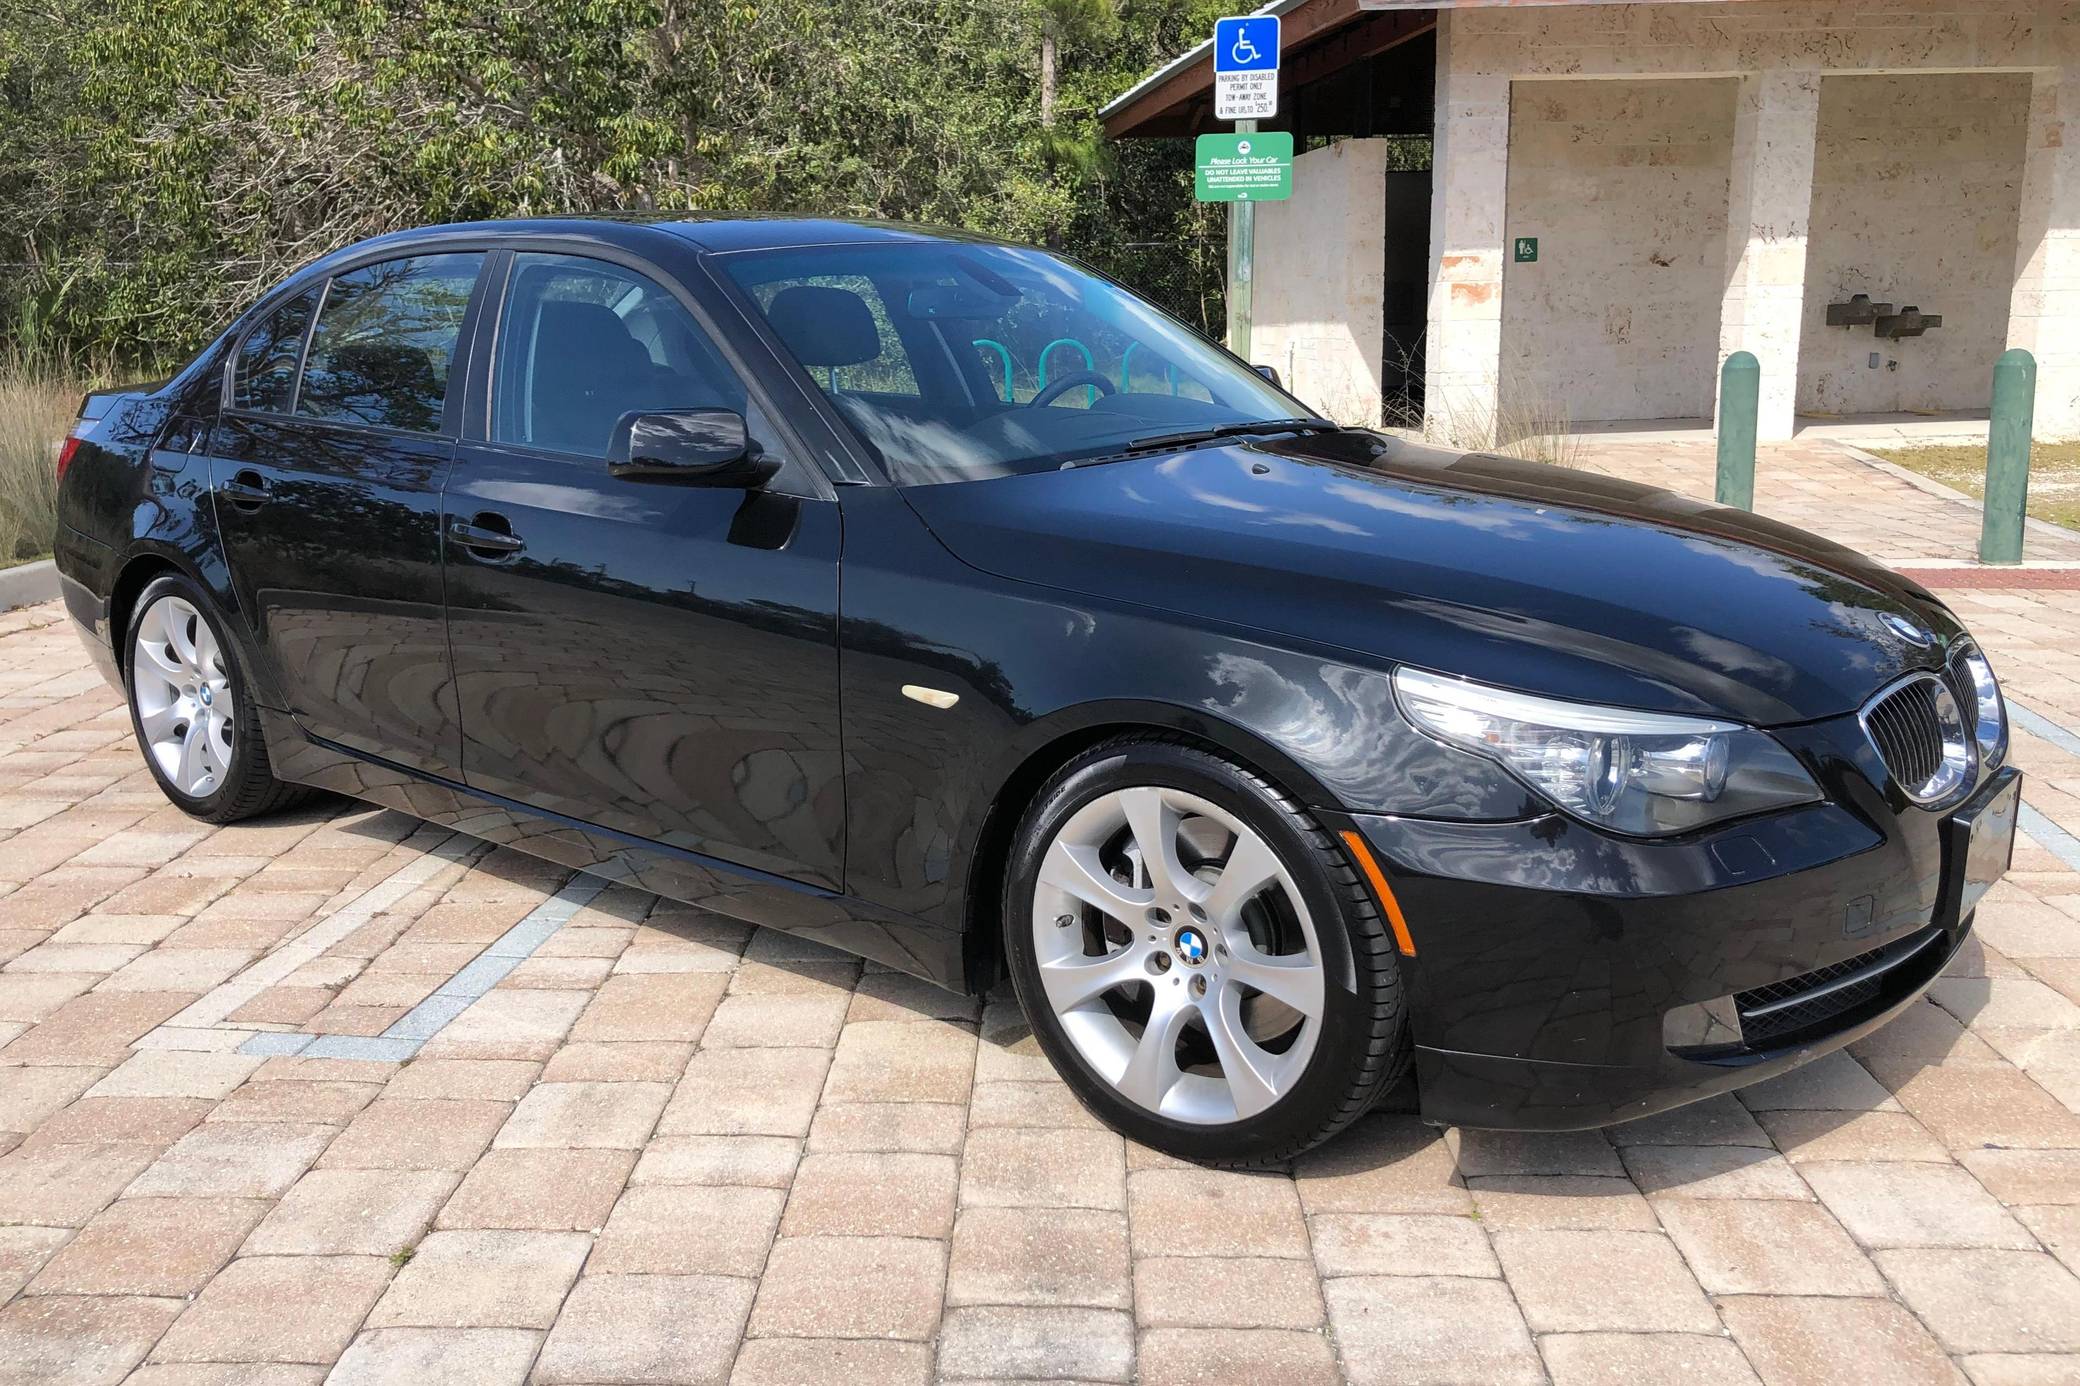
1215, 16, 1279, 73
1213, 15, 1280, 120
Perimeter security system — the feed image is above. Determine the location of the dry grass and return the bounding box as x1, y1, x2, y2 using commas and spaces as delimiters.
1420, 379, 1584, 469
1379, 342, 1582, 468
0, 363, 75, 567
1868, 440, 2080, 533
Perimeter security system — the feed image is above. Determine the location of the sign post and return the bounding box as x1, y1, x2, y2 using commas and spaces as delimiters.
1227, 122, 1257, 362
1211, 15, 1281, 360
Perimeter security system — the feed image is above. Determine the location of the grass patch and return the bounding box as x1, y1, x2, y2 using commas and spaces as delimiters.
1869, 440, 2080, 533
0, 362, 75, 568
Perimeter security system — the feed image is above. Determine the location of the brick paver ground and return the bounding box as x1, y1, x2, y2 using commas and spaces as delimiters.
1576, 437, 2080, 566
4, 441, 2080, 1383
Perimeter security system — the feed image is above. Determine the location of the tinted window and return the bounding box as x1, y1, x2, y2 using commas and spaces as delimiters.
492, 253, 752, 457
233, 289, 318, 414
299, 253, 483, 432
723, 243, 1295, 485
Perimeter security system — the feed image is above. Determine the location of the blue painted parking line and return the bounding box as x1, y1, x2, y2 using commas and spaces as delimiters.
2021, 803, 2080, 874
299, 1035, 421, 1063
238, 1031, 312, 1057
2012, 701, 2080, 760
237, 870, 611, 1061
383, 992, 477, 1042
437, 953, 523, 1002
488, 912, 571, 959
2008, 698, 2080, 871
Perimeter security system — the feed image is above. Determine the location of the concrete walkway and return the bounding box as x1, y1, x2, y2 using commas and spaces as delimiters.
1576, 414, 1996, 450
1573, 436, 2080, 568
1, 447, 2079, 1383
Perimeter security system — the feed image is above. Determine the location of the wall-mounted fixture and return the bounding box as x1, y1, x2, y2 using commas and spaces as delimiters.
1826, 294, 1893, 328
1874, 306, 1942, 340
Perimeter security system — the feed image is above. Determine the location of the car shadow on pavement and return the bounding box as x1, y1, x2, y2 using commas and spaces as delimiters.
312, 800, 1937, 1198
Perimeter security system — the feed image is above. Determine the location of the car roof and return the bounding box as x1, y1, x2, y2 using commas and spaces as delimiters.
342, 213, 1025, 259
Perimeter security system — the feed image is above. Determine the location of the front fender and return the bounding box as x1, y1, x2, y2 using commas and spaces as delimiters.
835, 488, 1534, 937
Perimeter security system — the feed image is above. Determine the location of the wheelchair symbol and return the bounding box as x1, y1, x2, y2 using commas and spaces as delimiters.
1232, 32, 1261, 65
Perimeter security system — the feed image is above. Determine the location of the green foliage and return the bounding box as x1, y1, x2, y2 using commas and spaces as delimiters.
1, 0, 1256, 369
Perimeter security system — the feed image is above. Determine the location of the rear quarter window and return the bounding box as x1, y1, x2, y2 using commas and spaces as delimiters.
232, 289, 319, 414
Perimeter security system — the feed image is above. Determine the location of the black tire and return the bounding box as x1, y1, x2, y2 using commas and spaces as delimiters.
1002, 735, 1410, 1167
122, 572, 316, 824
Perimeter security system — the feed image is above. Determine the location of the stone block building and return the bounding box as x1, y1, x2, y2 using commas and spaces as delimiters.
1103, 0, 2080, 444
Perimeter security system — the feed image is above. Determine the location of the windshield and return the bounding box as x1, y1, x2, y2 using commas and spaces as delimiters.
718, 242, 1303, 485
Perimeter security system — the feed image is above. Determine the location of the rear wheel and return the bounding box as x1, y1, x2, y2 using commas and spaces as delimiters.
1003, 737, 1409, 1167
124, 573, 313, 823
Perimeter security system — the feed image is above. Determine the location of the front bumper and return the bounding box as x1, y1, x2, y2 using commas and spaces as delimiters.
1357, 709, 2016, 1131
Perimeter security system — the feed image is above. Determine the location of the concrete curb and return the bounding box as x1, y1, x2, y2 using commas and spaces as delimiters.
0, 559, 57, 613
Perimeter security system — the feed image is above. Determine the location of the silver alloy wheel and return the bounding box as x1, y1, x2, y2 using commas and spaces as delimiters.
131, 595, 236, 798
1032, 785, 1325, 1124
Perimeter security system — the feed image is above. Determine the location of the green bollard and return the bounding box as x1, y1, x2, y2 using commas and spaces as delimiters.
1980, 348, 2036, 565
1716, 351, 1760, 510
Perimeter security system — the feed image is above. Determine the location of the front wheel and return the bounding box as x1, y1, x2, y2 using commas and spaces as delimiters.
1003, 737, 1410, 1167
124, 572, 313, 823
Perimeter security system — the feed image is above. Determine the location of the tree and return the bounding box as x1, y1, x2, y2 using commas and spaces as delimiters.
0, 0, 1257, 367
1035, 0, 1118, 131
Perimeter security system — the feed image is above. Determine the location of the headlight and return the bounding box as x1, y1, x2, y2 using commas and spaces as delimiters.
1393, 667, 1822, 837
1952, 642, 2006, 767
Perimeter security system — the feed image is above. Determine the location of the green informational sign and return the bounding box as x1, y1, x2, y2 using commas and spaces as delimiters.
1194, 132, 1294, 203
1514, 236, 1539, 263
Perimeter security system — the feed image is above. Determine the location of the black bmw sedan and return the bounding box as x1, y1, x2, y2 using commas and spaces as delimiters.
52, 216, 2018, 1165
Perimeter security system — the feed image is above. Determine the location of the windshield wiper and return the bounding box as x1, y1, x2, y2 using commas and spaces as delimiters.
1061, 418, 1343, 469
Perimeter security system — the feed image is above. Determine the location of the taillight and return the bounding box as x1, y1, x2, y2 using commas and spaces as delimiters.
55, 434, 83, 482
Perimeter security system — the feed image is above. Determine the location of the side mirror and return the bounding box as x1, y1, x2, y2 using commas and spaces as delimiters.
1254, 364, 1282, 388
606, 409, 780, 488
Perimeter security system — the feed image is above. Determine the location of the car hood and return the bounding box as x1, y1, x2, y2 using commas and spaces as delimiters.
899, 432, 1960, 727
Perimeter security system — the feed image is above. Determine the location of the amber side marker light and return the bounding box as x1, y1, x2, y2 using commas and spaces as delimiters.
1340, 830, 1417, 957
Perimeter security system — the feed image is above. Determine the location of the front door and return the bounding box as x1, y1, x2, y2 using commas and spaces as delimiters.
207, 251, 486, 777
443, 250, 845, 888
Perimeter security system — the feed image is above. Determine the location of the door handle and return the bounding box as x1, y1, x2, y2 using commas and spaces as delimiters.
219, 470, 269, 509
447, 515, 526, 557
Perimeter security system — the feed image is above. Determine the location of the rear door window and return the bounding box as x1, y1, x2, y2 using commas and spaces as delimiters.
298, 253, 484, 432
232, 289, 319, 414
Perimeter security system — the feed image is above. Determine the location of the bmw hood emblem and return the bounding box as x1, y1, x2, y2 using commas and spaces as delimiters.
1880, 612, 1934, 647
1174, 926, 1209, 966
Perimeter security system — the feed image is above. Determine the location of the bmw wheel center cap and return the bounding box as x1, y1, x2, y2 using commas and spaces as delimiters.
1174, 926, 1209, 966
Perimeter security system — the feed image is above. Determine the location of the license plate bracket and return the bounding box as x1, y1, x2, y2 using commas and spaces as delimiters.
1940, 768, 2022, 928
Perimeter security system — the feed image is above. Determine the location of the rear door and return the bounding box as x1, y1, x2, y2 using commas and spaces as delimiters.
442, 248, 846, 888
206, 250, 487, 778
